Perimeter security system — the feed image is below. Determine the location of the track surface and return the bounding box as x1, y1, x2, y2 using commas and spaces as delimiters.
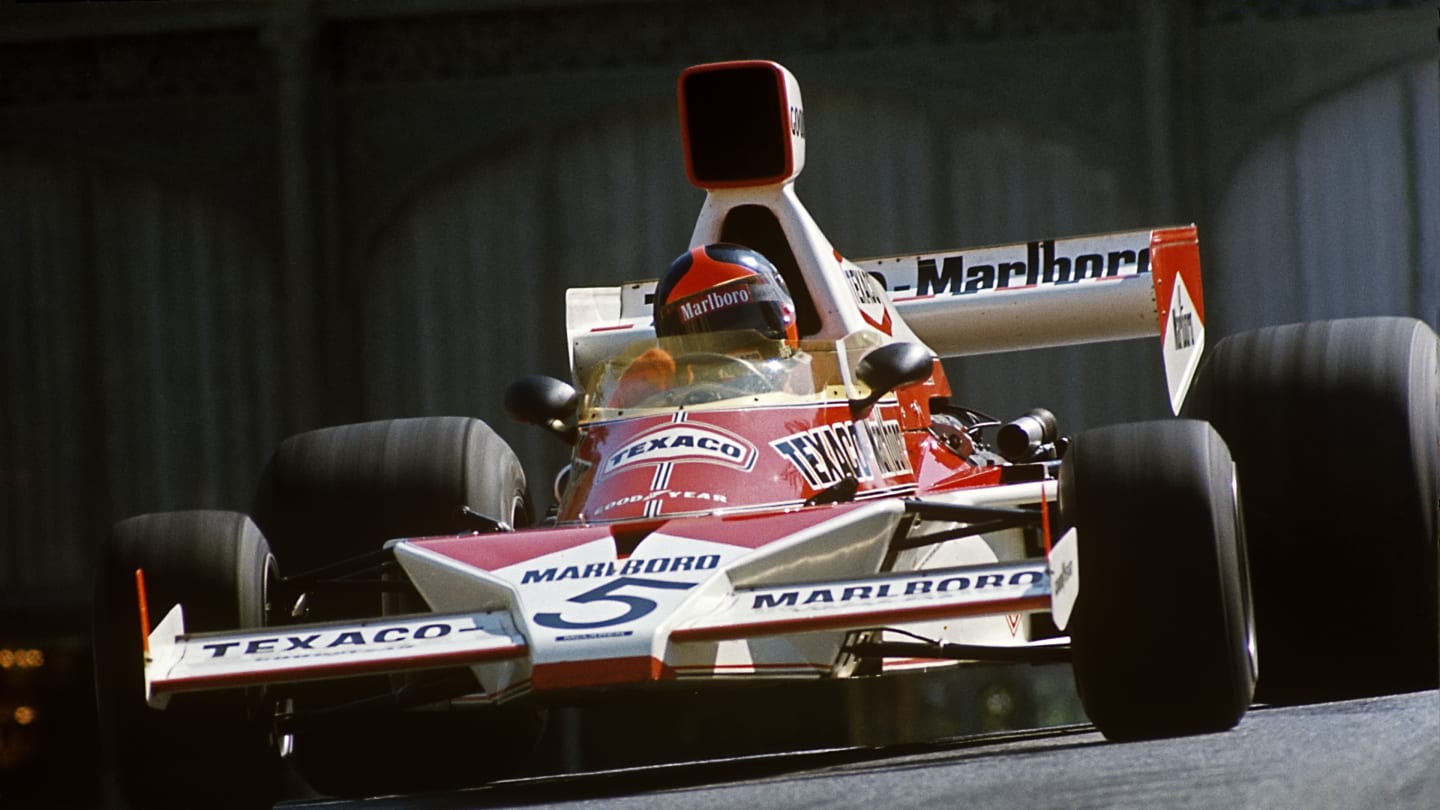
282, 689, 1438, 810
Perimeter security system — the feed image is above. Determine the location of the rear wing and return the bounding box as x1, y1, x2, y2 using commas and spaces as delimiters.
567, 225, 1205, 412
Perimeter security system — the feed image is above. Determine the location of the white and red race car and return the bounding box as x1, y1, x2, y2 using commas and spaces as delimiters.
93, 61, 1438, 808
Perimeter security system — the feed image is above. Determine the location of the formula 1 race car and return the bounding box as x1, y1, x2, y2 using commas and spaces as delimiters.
92, 61, 1439, 809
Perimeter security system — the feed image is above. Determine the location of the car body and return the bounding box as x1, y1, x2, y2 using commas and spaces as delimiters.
102, 60, 1324, 810
140, 61, 1208, 711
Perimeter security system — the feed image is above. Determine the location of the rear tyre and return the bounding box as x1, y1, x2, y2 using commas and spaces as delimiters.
1183, 317, 1439, 703
93, 511, 279, 810
1061, 420, 1255, 741
250, 416, 540, 796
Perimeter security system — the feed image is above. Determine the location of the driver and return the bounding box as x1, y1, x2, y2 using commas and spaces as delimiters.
610, 244, 801, 406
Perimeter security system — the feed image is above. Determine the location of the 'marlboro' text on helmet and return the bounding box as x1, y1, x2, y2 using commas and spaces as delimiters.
654, 244, 799, 347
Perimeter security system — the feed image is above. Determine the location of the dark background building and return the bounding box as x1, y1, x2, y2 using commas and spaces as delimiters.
0, 0, 1435, 803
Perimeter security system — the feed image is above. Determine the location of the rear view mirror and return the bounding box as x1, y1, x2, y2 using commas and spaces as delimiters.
504, 375, 580, 445
851, 342, 933, 416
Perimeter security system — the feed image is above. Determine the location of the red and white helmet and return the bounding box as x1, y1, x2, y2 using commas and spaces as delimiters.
654, 244, 799, 348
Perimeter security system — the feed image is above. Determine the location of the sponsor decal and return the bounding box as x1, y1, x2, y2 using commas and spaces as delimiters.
1052, 559, 1075, 600
679, 286, 750, 323
198, 615, 490, 659
770, 417, 911, 489
521, 554, 722, 585
1048, 527, 1080, 630
1158, 264, 1205, 413
877, 241, 1150, 297
603, 423, 757, 477
1170, 293, 1196, 351
750, 569, 1047, 610
594, 489, 729, 516
844, 259, 893, 335
554, 630, 633, 642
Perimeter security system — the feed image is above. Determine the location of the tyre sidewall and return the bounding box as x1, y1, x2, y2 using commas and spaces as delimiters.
93, 510, 277, 809
1062, 420, 1254, 739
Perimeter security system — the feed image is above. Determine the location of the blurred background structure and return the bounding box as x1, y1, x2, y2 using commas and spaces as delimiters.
0, 0, 1435, 803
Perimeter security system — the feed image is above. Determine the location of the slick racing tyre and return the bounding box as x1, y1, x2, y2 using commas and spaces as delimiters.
250, 416, 539, 796
253, 415, 531, 618
1183, 317, 1439, 703
1060, 420, 1256, 741
92, 511, 279, 810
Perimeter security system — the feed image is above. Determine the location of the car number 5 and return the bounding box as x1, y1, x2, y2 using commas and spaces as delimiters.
533, 576, 696, 630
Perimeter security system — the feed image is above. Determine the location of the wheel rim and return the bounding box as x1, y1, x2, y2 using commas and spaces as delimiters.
1232, 462, 1259, 685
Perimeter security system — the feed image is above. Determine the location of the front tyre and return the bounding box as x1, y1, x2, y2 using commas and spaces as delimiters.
1061, 420, 1255, 741
250, 417, 540, 796
253, 416, 531, 586
92, 510, 279, 810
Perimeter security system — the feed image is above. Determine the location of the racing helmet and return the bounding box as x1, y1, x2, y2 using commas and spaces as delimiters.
654, 244, 799, 348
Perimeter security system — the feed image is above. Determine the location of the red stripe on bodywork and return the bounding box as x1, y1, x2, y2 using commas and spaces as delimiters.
668, 661, 832, 676
411, 526, 613, 571
530, 656, 670, 690
412, 503, 881, 571
135, 569, 151, 655
658, 503, 870, 549
1149, 225, 1204, 338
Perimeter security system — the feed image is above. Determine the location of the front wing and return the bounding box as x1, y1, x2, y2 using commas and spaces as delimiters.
143, 556, 1056, 709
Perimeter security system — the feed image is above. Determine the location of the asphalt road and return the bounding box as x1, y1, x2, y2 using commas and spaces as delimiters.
282, 688, 1438, 810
